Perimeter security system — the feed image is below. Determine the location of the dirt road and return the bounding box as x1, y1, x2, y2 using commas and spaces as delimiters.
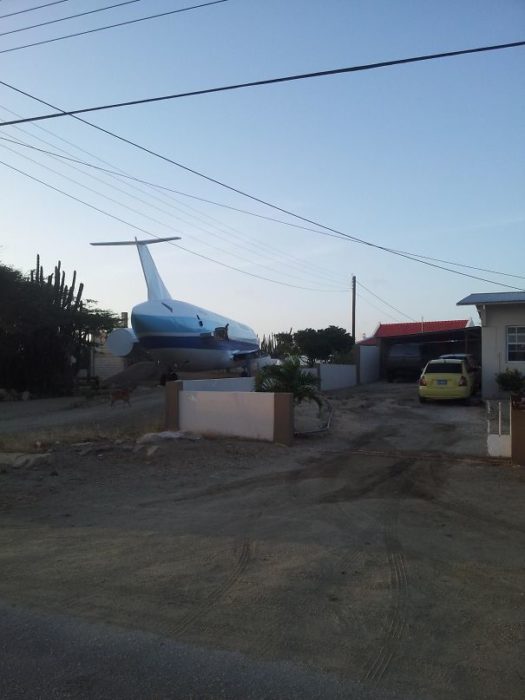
0, 383, 523, 698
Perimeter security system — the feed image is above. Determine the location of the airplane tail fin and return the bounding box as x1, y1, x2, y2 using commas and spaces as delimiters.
91, 236, 180, 301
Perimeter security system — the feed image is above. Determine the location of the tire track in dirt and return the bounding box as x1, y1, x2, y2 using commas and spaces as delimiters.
361, 506, 409, 683
169, 536, 254, 637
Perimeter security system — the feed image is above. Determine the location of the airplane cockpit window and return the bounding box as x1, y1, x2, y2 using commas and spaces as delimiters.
214, 324, 229, 340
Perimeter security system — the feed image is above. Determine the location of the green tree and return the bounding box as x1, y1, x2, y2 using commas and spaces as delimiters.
255, 356, 321, 408
293, 325, 354, 365
0, 256, 119, 396
273, 330, 297, 358
293, 328, 319, 366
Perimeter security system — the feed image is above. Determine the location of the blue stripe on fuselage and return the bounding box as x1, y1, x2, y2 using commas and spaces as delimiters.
138, 335, 258, 352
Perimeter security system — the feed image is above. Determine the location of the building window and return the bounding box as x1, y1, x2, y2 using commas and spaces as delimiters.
507, 326, 525, 362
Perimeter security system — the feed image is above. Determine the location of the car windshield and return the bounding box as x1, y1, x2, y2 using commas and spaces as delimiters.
425, 362, 462, 373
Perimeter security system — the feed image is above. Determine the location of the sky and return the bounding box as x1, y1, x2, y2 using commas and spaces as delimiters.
0, 0, 524, 340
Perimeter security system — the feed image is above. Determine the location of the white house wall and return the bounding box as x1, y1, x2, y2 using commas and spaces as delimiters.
481, 305, 525, 397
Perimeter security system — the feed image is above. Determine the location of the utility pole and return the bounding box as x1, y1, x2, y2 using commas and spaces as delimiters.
351, 275, 356, 340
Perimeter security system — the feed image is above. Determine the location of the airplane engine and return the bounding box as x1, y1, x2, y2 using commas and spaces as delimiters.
105, 327, 138, 357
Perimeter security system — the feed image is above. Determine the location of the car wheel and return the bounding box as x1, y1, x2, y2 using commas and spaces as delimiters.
419, 396, 426, 403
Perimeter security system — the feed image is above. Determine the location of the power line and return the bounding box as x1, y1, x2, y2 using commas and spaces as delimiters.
356, 292, 401, 324
0, 0, 229, 55
2, 133, 523, 284
357, 281, 416, 321
2, 40, 524, 120
0, 157, 348, 293
0, 129, 349, 288
1, 81, 523, 292
0, 136, 348, 290
0, 133, 344, 239
389, 248, 525, 281
6, 133, 525, 292
0, 0, 73, 20
0, 0, 145, 38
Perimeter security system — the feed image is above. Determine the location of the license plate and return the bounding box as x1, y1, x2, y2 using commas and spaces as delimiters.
437, 379, 447, 385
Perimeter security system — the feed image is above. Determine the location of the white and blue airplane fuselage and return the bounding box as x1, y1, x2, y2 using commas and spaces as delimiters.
92, 237, 261, 372
132, 298, 259, 371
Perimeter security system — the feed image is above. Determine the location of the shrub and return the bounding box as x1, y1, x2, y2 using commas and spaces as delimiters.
495, 369, 525, 396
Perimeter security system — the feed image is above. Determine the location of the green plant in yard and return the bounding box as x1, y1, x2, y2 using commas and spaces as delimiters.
255, 356, 322, 408
495, 369, 525, 396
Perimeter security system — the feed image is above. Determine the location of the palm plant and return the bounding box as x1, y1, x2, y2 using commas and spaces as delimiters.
255, 356, 322, 408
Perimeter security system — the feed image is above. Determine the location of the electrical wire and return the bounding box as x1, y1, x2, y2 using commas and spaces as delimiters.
1, 133, 523, 285
0, 0, 145, 38
0, 136, 349, 290
2, 40, 524, 117
357, 281, 416, 321
356, 292, 401, 323
0, 157, 349, 293
0, 0, 229, 54
0, 101, 351, 287
389, 248, 525, 281
0, 128, 349, 288
0, 0, 73, 20
1, 73, 523, 292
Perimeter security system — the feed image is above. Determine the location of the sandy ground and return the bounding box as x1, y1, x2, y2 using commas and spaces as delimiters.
0, 383, 523, 699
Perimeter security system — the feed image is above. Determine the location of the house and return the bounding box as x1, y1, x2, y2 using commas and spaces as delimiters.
457, 292, 525, 398
358, 320, 480, 379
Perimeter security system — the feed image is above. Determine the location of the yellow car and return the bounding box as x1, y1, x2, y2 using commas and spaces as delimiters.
418, 359, 474, 403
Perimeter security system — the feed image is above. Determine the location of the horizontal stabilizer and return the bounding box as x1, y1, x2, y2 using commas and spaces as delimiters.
91, 236, 178, 301
90, 237, 180, 246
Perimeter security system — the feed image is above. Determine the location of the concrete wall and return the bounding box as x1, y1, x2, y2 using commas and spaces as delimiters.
487, 434, 511, 458
481, 305, 525, 397
511, 408, 525, 465
359, 345, 380, 384
319, 364, 357, 391
180, 377, 255, 392
165, 383, 293, 445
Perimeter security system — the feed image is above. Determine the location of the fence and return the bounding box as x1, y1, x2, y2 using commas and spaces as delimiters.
486, 400, 511, 458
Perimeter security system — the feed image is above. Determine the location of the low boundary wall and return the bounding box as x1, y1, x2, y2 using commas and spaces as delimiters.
165, 382, 293, 445
299, 365, 357, 391
319, 364, 357, 391
180, 377, 255, 392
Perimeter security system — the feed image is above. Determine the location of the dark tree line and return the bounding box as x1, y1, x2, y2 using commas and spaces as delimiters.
0, 256, 119, 396
260, 326, 354, 366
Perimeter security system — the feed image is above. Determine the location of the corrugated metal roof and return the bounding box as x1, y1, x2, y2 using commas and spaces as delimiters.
457, 292, 525, 306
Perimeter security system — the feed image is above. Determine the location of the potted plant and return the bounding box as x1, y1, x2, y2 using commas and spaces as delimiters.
495, 369, 525, 409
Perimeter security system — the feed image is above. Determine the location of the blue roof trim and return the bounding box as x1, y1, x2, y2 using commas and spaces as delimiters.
458, 292, 525, 305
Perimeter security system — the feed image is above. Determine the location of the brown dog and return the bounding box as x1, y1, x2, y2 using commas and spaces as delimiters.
110, 387, 131, 407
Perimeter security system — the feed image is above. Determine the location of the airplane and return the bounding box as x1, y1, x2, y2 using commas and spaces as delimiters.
91, 237, 265, 377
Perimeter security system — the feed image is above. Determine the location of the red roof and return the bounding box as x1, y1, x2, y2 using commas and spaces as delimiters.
358, 320, 470, 344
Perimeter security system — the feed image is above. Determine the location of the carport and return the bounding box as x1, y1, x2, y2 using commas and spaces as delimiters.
369, 324, 481, 379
